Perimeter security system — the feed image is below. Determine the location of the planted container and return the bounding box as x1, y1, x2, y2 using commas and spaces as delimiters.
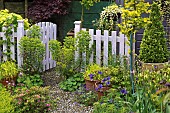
0, 61, 18, 87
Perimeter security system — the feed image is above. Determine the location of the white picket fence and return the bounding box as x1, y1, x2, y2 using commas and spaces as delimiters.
0, 20, 57, 71
74, 21, 131, 66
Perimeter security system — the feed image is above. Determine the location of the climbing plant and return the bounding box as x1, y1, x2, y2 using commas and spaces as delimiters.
0, 9, 29, 61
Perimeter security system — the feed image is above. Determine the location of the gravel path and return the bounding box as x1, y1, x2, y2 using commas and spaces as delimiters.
42, 69, 93, 113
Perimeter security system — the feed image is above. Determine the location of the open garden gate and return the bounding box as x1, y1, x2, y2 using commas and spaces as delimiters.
36, 22, 57, 71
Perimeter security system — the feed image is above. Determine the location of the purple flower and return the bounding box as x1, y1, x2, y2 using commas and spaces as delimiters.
154, 65, 158, 69
98, 84, 103, 89
165, 82, 170, 87
102, 77, 107, 83
106, 81, 110, 86
107, 76, 111, 80
89, 74, 94, 80
46, 104, 50, 107
98, 71, 102, 75
136, 77, 138, 81
120, 89, 127, 95
95, 84, 103, 91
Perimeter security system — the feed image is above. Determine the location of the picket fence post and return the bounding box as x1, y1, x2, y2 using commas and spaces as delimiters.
74, 21, 81, 61
17, 20, 24, 67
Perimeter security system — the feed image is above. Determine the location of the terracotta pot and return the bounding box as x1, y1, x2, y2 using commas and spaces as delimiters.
0, 76, 17, 87
96, 86, 111, 100
84, 78, 100, 91
142, 62, 168, 71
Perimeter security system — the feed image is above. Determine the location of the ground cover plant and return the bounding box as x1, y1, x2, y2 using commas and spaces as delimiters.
16, 73, 43, 88
59, 73, 85, 91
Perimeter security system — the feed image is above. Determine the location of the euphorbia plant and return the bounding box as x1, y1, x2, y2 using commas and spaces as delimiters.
19, 25, 45, 74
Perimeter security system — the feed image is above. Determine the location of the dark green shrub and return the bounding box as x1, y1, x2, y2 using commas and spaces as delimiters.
19, 36, 45, 74
139, 2, 169, 63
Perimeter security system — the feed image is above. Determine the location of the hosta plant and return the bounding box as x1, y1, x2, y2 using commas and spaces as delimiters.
59, 73, 84, 92
16, 73, 43, 88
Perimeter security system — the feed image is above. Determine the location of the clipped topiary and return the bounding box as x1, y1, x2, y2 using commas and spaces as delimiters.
139, 2, 169, 63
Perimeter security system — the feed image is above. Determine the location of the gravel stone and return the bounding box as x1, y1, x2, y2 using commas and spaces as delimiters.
42, 68, 93, 113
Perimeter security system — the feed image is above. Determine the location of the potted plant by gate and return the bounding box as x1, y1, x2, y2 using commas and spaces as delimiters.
95, 76, 112, 100
139, 2, 169, 71
0, 61, 18, 87
84, 64, 111, 91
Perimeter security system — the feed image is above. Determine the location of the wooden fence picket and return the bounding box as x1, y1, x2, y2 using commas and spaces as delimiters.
17, 20, 24, 67
89, 29, 94, 64
103, 30, 109, 66
96, 30, 102, 65
74, 21, 130, 66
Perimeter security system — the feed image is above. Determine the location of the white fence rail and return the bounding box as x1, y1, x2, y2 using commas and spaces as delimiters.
74, 21, 130, 66
0, 20, 57, 71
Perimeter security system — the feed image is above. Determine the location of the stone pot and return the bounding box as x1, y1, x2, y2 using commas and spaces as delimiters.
142, 62, 168, 71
